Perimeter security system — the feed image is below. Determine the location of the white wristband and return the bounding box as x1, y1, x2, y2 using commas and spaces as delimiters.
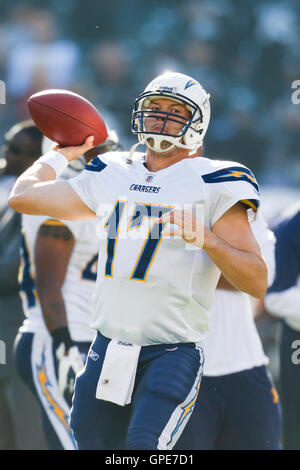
36, 150, 69, 178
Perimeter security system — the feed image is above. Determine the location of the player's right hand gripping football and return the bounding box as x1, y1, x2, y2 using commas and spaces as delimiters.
52, 327, 85, 405
156, 209, 206, 248
53, 135, 95, 162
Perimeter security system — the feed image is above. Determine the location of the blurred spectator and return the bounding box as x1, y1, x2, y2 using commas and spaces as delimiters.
0, 4, 33, 71
89, 41, 134, 135
5, 8, 80, 119
0, 0, 300, 181
255, 2, 300, 46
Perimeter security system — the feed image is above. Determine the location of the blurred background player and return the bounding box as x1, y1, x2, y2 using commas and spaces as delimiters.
0, 120, 46, 449
176, 209, 281, 450
14, 130, 122, 450
265, 202, 300, 450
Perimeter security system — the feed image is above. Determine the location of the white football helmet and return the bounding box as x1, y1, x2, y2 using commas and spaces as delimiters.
131, 72, 211, 154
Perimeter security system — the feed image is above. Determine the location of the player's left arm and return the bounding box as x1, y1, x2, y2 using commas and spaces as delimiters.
217, 213, 275, 292
158, 203, 268, 298
216, 275, 235, 290
34, 221, 74, 334
34, 220, 85, 401
209, 204, 267, 298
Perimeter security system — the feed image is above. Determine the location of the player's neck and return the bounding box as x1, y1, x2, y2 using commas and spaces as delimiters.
144, 148, 192, 172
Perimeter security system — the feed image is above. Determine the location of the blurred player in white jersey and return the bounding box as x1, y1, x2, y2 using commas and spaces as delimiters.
9, 72, 268, 449
0, 120, 45, 450
176, 209, 281, 449
14, 132, 121, 450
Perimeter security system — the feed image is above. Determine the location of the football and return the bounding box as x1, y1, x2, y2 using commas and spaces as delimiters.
28, 89, 108, 147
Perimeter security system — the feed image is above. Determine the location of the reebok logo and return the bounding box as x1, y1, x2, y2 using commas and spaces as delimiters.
117, 341, 133, 347
89, 349, 99, 361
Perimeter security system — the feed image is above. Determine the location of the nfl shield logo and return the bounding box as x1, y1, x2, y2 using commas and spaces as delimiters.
146, 175, 154, 182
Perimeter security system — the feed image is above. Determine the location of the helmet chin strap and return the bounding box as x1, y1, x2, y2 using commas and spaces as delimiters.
127, 134, 201, 163
127, 139, 146, 163
144, 134, 200, 156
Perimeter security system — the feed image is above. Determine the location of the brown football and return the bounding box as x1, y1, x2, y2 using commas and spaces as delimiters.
28, 89, 108, 147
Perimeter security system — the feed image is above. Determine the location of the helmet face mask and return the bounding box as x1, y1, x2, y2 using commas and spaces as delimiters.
131, 72, 211, 154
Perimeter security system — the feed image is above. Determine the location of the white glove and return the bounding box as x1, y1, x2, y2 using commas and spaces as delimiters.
55, 343, 85, 398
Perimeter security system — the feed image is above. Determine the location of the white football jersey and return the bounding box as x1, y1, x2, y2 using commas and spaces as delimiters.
203, 210, 274, 376
68, 151, 260, 345
19, 213, 99, 342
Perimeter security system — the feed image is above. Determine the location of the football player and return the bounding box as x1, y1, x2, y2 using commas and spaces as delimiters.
175, 209, 281, 450
9, 72, 268, 450
0, 120, 44, 449
265, 202, 300, 450
14, 131, 121, 450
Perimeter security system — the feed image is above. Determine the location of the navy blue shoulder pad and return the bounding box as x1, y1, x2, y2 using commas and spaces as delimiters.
85, 157, 107, 172
202, 166, 259, 193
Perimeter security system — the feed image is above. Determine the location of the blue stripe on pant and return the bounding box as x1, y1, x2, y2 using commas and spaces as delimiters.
70, 331, 204, 450
14, 332, 91, 450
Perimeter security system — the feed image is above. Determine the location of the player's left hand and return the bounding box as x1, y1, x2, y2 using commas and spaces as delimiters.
156, 209, 205, 248
55, 343, 85, 404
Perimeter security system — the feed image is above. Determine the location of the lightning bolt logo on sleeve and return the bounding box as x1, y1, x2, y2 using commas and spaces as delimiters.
202, 166, 259, 193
